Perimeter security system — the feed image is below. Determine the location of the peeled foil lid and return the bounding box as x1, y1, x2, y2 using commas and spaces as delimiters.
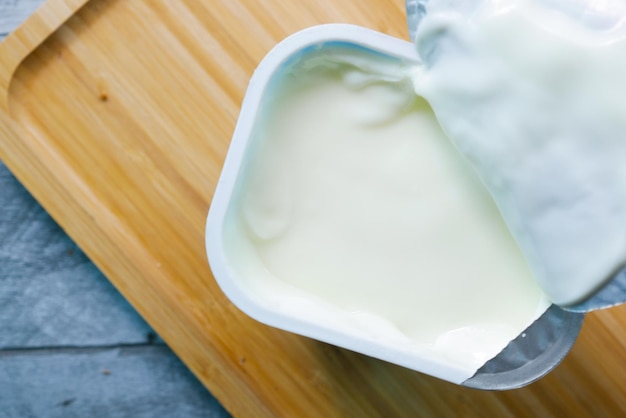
407, 0, 626, 42
406, 0, 626, 313
404, 0, 626, 389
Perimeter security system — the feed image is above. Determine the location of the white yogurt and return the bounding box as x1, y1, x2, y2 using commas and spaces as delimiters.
223, 45, 549, 379
413, 0, 626, 306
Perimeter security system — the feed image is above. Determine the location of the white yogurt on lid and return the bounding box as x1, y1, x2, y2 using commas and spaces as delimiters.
223, 45, 549, 379
413, 0, 626, 306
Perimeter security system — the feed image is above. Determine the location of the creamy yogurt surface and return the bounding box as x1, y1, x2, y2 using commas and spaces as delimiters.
413, 0, 626, 306
224, 45, 549, 379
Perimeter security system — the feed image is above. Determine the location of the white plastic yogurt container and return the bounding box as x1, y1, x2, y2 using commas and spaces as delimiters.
205, 24, 582, 387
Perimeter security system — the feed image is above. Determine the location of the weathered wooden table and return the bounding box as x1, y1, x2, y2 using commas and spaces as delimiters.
0, 1, 229, 416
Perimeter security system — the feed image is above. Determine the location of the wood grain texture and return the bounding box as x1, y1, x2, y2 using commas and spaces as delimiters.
0, 0, 625, 416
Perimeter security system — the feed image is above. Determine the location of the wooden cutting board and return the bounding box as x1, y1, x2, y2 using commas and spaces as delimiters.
1, 0, 626, 416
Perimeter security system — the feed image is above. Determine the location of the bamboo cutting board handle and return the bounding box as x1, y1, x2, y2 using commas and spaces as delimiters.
0, 0, 87, 108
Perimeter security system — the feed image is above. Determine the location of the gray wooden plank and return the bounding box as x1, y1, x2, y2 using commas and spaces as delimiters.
0, 345, 230, 418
